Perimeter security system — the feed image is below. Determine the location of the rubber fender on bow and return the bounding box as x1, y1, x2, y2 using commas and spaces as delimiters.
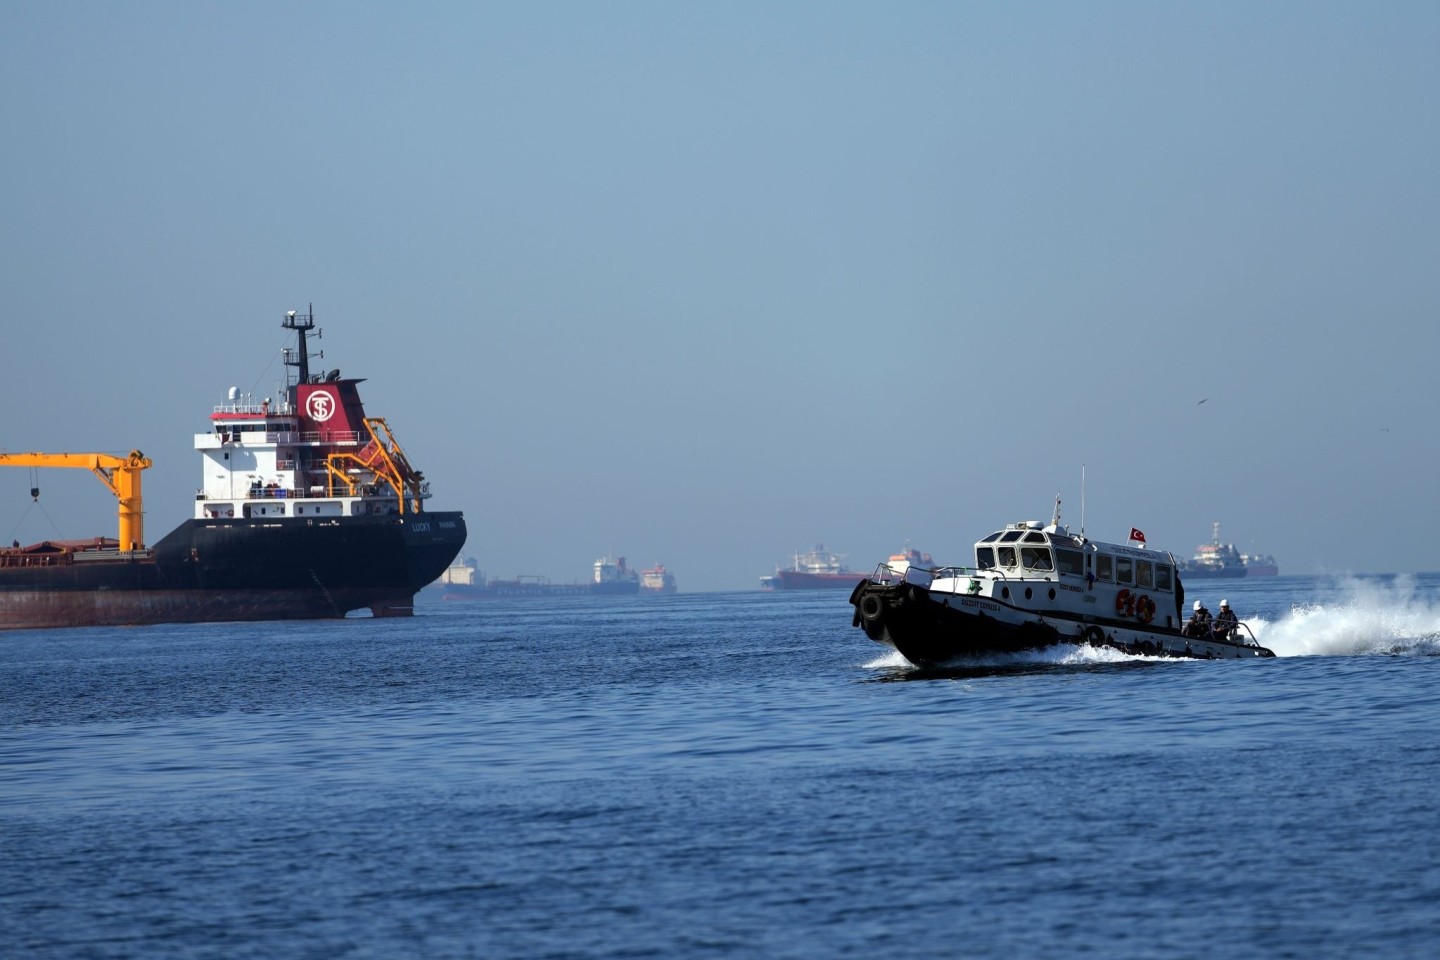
859, 593, 886, 623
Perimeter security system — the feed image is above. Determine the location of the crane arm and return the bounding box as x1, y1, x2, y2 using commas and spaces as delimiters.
0, 449, 152, 550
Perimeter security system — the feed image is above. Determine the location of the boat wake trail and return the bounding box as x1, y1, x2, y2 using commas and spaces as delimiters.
1250, 576, 1440, 657
864, 642, 1160, 674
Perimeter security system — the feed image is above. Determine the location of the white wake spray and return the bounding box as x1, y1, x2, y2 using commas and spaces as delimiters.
1245, 575, 1440, 657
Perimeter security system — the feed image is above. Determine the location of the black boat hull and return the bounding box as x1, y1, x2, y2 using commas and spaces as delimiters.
849, 578, 1274, 666
0, 512, 465, 630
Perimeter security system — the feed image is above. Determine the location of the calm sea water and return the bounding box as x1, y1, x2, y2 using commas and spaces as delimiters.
5, 574, 1440, 958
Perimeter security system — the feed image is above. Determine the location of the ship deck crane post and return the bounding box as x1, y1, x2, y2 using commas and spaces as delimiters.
0, 450, 153, 551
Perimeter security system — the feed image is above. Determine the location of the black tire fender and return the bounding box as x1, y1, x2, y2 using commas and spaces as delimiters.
1082, 626, 1105, 647
859, 593, 885, 622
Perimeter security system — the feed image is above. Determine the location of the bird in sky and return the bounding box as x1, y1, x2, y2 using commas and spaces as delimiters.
1197, 398, 1209, 405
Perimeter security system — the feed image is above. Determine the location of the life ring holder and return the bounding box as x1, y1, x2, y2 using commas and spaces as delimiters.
1114, 588, 1134, 617
1134, 594, 1156, 624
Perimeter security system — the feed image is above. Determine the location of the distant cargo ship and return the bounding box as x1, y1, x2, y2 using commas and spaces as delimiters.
437, 558, 588, 599
1241, 552, 1279, 577
1177, 522, 1279, 579
760, 544, 867, 591
639, 564, 677, 594
439, 554, 642, 599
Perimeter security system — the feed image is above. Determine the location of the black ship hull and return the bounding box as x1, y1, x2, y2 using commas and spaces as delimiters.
0, 512, 465, 630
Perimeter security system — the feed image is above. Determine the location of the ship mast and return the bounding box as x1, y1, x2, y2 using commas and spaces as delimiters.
281, 305, 321, 405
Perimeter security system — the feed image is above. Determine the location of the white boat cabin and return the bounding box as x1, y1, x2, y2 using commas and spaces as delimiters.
896, 520, 1185, 632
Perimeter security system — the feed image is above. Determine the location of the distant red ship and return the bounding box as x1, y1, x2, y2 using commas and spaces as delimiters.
760, 544, 867, 591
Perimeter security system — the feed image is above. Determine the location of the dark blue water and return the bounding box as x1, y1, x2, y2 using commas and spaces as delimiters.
5, 575, 1440, 958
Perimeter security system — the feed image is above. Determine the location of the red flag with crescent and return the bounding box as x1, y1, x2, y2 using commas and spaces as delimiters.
1129, 528, 1146, 543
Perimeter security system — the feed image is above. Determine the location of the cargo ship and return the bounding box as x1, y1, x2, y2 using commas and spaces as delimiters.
438, 554, 645, 599
760, 544, 867, 590
592, 555, 641, 595
1178, 522, 1277, 579
437, 558, 589, 599
639, 564, 677, 595
1241, 552, 1279, 577
0, 307, 466, 630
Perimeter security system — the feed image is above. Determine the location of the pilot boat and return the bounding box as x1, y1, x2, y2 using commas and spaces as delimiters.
848, 503, 1274, 666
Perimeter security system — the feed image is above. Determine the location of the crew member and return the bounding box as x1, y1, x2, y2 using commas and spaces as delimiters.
1184, 599, 1212, 638
1214, 599, 1238, 642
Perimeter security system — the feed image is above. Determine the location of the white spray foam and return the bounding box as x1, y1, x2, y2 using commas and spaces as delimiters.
1247, 575, 1440, 657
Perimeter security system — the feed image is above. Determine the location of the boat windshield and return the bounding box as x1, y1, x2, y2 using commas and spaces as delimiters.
976, 546, 995, 569
1021, 547, 1053, 571
1055, 548, 1084, 576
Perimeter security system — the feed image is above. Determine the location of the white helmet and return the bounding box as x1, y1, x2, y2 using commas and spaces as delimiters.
1193, 600, 1202, 611
1220, 599, 1229, 608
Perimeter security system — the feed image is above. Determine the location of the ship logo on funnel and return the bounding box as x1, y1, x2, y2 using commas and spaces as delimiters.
306, 390, 336, 422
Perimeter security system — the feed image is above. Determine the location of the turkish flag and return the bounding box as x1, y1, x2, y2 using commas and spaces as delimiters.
1129, 528, 1146, 543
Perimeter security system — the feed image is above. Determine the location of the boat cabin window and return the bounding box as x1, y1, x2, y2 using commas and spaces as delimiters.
999, 530, 1023, 543
1096, 555, 1113, 582
1137, 561, 1154, 589
1156, 564, 1172, 591
980, 532, 1002, 543
1020, 547, 1053, 571
1022, 532, 1046, 543
997, 546, 1017, 568
976, 546, 995, 569
1116, 557, 1134, 585
1055, 548, 1084, 576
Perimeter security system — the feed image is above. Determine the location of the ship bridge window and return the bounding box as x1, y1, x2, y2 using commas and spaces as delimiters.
1116, 557, 1134, 585
1055, 548, 1084, 576
999, 530, 1023, 543
997, 546, 1017, 568
976, 546, 995, 569
1022, 532, 1046, 543
1156, 564, 1173, 591
1096, 555, 1113, 582
1021, 547, 1053, 571
980, 532, 1002, 543
1137, 561, 1154, 588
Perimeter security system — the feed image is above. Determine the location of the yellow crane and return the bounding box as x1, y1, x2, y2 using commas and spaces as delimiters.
0, 449, 152, 551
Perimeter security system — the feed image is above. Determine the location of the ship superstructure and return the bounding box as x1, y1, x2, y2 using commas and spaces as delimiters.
197, 309, 430, 524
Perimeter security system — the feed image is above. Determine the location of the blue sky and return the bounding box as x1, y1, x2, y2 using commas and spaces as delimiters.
3, 2, 1438, 590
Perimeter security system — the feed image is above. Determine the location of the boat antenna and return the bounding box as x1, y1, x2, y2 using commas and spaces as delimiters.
1051, 492, 1062, 528
1079, 464, 1086, 537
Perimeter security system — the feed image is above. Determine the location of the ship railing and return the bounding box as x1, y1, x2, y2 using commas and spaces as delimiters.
246, 485, 293, 500
212, 399, 294, 417
296, 430, 364, 445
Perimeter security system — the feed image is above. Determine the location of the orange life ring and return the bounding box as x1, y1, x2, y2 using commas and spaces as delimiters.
1115, 588, 1133, 616
1135, 594, 1156, 624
